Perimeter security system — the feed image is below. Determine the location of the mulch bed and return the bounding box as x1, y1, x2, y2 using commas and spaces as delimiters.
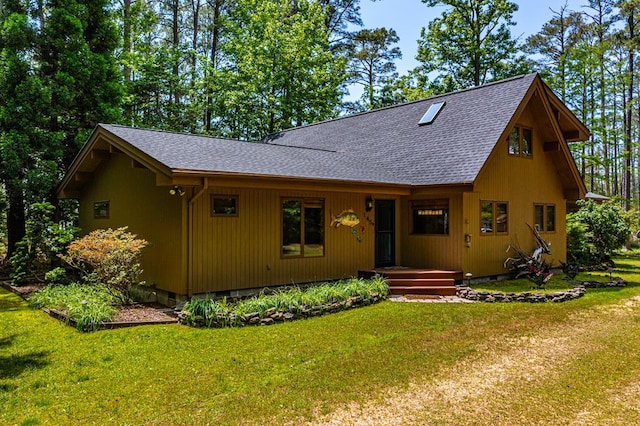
0, 281, 178, 328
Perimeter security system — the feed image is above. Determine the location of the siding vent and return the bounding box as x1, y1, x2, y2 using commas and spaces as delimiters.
418, 101, 445, 125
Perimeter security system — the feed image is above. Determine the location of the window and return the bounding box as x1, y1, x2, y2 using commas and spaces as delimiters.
418, 101, 446, 125
93, 201, 109, 219
411, 199, 449, 234
211, 195, 238, 216
508, 126, 533, 157
481, 201, 508, 234
282, 198, 324, 257
534, 204, 556, 232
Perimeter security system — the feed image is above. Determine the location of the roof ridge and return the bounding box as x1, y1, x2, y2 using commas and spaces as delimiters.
101, 123, 342, 154
99, 123, 256, 143
263, 73, 535, 140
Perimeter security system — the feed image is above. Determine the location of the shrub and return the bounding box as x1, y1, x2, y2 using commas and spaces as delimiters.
567, 200, 630, 267
61, 227, 148, 301
9, 202, 79, 285
44, 267, 70, 285
29, 283, 120, 331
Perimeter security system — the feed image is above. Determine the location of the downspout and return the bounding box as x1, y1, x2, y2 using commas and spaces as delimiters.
186, 178, 209, 297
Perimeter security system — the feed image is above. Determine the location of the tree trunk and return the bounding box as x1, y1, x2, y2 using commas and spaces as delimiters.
5, 180, 26, 257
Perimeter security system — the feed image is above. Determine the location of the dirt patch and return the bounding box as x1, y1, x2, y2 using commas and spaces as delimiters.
302, 296, 640, 425
112, 303, 177, 322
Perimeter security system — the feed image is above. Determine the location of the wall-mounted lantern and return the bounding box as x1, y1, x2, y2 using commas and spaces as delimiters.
464, 233, 472, 247
365, 196, 374, 212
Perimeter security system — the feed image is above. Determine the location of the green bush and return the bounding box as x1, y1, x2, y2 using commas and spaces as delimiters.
180, 277, 389, 328
567, 200, 630, 266
28, 283, 121, 331
9, 202, 79, 285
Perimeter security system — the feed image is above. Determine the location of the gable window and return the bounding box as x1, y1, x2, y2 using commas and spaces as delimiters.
211, 195, 238, 216
534, 204, 556, 232
282, 198, 324, 258
508, 126, 532, 157
411, 199, 449, 234
93, 201, 110, 219
481, 201, 508, 234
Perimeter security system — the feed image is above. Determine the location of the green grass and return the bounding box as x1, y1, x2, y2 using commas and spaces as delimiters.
1, 254, 640, 424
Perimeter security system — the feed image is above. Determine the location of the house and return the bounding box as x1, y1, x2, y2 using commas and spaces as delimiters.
57, 73, 588, 304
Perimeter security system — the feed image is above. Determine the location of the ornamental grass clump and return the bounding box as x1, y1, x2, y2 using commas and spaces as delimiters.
61, 227, 148, 302
180, 277, 389, 328
29, 283, 120, 331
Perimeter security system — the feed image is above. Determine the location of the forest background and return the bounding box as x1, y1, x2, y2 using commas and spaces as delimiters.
0, 0, 638, 258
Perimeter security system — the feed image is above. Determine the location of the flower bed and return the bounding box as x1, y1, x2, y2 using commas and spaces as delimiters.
179, 277, 389, 328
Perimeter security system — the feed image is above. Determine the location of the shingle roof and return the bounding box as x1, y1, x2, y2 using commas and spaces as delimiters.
98, 73, 538, 186
99, 124, 407, 184
264, 73, 538, 186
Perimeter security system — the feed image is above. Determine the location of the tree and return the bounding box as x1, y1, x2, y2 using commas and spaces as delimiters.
567, 199, 630, 265
210, 0, 344, 140
0, 0, 121, 257
345, 27, 402, 110
0, 1, 47, 255
525, 4, 585, 101
417, 0, 520, 88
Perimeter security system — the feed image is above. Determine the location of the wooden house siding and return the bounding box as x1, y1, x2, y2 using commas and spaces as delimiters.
466, 103, 568, 277
400, 193, 465, 271
78, 153, 184, 294
188, 186, 388, 294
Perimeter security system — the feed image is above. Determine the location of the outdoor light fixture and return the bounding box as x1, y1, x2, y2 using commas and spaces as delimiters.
169, 186, 185, 197
365, 196, 374, 212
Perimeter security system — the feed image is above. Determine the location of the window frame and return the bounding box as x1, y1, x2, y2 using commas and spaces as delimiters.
93, 200, 110, 219
281, 197, 325, 259
210, 195, 239, 217
507, 125, 533, 158
534, 203, 556, 233
480, 200, 509, 235
410, 199, 449, 235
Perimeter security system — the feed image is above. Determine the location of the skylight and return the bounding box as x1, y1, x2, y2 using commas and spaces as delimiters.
418, 101, 446, 125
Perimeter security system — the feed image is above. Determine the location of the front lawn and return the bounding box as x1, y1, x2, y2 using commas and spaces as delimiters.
2, 254, 640, 425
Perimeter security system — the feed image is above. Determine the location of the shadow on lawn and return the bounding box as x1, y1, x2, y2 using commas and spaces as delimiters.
0, 334, 50, 379
0, 289, 27, 312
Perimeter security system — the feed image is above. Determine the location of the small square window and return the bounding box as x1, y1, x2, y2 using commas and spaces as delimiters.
211, 195, 238, 216
93, 201, 110, 219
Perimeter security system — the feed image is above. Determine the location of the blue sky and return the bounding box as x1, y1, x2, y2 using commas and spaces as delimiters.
356, 0, 586, 76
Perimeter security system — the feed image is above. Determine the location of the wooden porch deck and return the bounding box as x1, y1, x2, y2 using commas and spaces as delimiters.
358, 267, 463, 296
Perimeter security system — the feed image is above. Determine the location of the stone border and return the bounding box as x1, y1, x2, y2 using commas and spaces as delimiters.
456, 277, 627, 303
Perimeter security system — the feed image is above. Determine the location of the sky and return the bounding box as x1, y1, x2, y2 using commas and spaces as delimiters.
355, 0, 586, 79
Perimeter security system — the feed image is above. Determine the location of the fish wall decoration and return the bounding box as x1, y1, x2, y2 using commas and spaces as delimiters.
330, 209, 360, 228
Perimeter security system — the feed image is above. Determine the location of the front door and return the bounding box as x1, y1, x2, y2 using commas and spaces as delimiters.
375, 200, 395, 267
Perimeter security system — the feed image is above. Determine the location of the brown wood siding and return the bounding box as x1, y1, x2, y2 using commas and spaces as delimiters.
78, 153, 184, 293
400, 193, 464, 271
466, 104, 568, 277
189, 187, 389, 294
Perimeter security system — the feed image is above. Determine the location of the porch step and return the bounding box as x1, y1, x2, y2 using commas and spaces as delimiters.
358, 267, 461, 297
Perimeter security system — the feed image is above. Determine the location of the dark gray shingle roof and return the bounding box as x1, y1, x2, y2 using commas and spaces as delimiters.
100, 73, 537, 186
264, 73, 537, 186
100, 124, 407, 184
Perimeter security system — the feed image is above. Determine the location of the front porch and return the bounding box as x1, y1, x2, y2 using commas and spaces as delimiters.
358, 267, 463, 296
